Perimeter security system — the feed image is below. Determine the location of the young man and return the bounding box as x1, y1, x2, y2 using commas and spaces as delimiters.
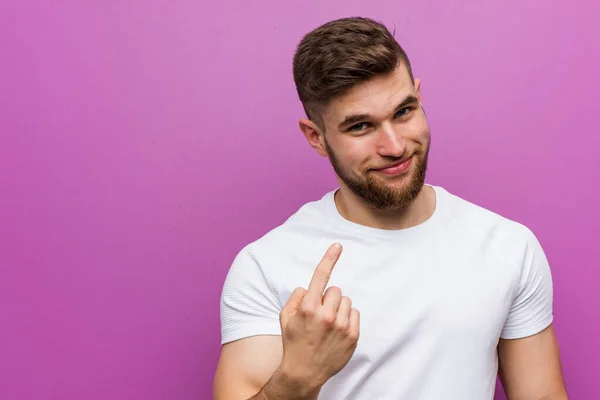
213, 17, 568, 400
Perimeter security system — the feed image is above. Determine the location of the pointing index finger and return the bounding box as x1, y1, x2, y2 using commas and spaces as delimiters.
305, 243, 343, 304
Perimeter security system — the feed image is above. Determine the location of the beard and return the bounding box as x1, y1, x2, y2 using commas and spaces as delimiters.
325, 139, 430, 210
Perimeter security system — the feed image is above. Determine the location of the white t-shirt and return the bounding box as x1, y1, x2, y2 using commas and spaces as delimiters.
220, 185, 553, 399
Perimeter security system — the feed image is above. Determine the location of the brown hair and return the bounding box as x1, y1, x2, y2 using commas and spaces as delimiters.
293, 17, 414, 129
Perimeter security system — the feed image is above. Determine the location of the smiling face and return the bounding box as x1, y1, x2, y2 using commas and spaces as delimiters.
302, 64, 431, 210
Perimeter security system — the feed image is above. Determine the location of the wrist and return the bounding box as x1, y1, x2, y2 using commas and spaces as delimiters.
272, 363, 322, 399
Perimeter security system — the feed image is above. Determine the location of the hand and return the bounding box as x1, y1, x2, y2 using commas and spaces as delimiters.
277, 243, 360, 394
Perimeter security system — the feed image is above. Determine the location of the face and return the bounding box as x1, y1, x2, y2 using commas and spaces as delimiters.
302, 64, 431, 210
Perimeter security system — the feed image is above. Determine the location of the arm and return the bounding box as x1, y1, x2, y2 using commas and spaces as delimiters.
214, 335, 320, 400
498, 227, 568, 400
214, 243, 359, 400
498, 324, 568, 400
213, 336, 281, 399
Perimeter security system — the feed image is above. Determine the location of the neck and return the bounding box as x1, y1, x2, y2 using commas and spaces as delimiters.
333, 184, 436, 230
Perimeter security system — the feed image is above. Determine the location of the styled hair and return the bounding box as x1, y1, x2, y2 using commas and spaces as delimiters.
293, 17, 414, 129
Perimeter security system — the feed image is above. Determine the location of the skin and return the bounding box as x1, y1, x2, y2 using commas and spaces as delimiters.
213, 64, 569, 399
214, 244, 357, 400
300, 62, 434, 230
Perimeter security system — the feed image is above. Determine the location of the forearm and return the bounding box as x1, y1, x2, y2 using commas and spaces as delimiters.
248, 368, 320, 400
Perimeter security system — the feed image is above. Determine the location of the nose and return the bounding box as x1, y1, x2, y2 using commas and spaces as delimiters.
376, 122, 406, 158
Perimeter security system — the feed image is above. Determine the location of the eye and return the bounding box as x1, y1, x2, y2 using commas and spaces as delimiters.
395, 107, 411, 118
348, 122, 369, 132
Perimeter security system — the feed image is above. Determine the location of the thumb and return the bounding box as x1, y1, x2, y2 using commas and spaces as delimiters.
280, 287, 306, 322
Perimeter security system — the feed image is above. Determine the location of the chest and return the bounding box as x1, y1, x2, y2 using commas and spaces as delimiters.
276, 239, 517, 357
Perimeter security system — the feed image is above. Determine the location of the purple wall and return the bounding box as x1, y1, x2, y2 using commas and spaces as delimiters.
1, 1, 598, 399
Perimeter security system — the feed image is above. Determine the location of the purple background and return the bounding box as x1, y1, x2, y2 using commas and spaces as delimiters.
1, 1, 598, 399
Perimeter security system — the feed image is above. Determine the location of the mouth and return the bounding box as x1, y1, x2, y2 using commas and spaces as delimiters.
372, 156, 412, 176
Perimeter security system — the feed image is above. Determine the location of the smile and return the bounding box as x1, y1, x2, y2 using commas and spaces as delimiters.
373, 157, 412, 176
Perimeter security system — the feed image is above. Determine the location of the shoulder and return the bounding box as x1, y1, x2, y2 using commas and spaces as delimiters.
436, 186, 540, 254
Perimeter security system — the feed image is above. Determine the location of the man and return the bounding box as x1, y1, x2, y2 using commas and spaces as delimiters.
213, 17, 568, 400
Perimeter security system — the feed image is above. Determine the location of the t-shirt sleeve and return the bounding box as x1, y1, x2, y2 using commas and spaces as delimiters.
220, 246, 283, 345
501, 229, 554, 339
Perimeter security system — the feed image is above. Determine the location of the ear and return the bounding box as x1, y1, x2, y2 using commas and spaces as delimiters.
414, 78, 423, 105
299, 118, 328, 157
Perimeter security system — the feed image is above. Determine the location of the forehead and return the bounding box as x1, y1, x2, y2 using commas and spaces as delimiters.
323, 65, 415, 125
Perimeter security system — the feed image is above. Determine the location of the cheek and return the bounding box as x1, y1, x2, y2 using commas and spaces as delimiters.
404, 116, 430, 145
334, 137, 373, 168
415, 114, 430, 139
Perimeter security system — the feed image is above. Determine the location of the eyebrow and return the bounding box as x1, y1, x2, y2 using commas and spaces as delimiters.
337, 94, 420, 130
